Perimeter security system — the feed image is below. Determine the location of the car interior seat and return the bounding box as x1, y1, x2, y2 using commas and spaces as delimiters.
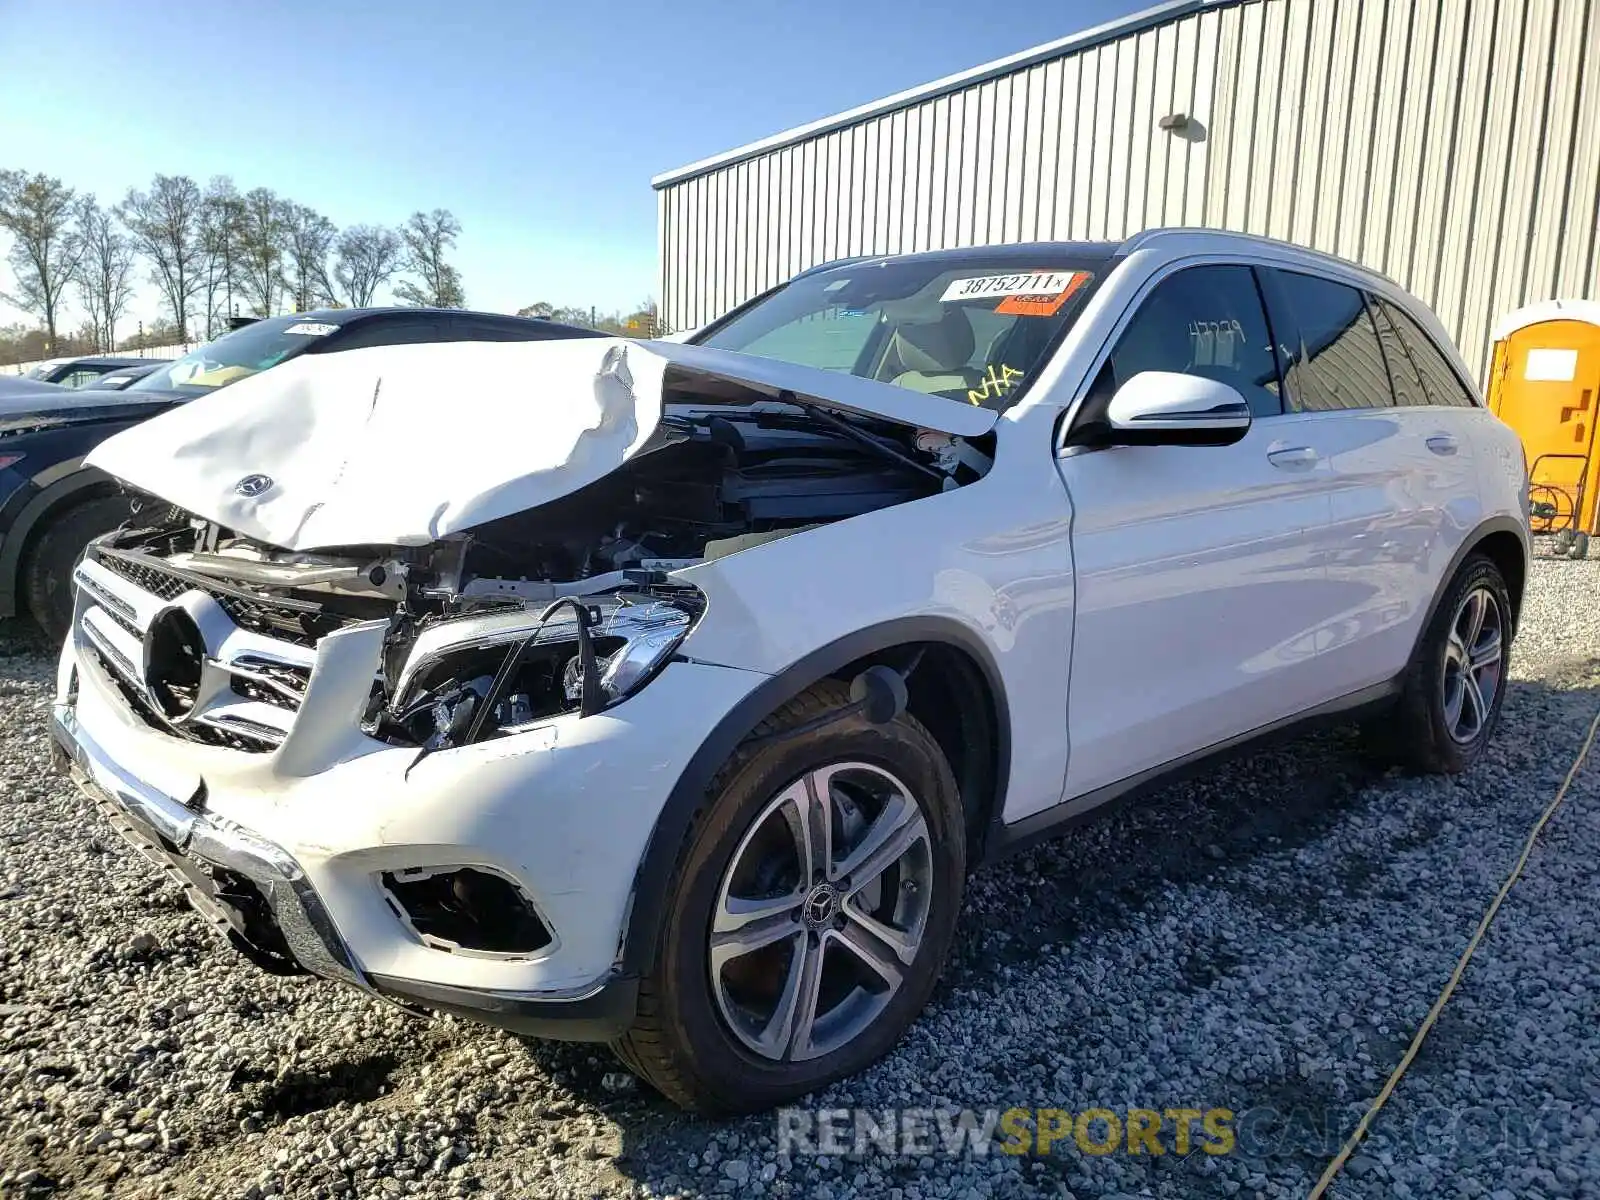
1109, 293, 1194, 385
886, 308, 980, 396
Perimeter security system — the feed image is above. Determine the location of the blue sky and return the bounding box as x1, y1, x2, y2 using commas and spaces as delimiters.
1, 0, 1138, 330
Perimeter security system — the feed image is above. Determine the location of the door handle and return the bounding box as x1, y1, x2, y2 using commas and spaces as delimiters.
1267, 446, 1320, 470
1426, 434, 1459, 456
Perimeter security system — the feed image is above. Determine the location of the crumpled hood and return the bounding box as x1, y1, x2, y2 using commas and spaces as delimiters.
86, 336, 996, 551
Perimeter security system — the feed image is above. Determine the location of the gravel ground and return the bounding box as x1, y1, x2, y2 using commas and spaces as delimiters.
2, 551, 1598, 1200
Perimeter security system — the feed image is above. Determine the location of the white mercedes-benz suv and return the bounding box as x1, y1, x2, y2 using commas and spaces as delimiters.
52, 230, 1528, 1113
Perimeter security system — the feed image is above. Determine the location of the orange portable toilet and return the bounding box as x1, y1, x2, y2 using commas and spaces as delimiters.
1487, 300, 1600, 557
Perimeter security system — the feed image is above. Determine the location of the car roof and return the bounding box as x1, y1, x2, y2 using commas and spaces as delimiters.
56, 355, 169, 369
1116, 227, 1401, 289
796, 230, 1397, 292
795, 240, 1122, 278
289, 306, 586, 329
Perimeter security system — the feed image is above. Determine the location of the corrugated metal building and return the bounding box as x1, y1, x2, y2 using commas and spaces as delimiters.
653, 0, 1600, 381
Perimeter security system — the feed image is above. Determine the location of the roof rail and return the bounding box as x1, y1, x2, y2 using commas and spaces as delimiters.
1117, 227, 1402, 288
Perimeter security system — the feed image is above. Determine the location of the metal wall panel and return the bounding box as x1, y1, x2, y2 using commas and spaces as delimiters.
657, 0, 1600, 382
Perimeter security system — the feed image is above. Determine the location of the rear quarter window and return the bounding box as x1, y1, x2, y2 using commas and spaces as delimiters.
1375, 298, 1479, 408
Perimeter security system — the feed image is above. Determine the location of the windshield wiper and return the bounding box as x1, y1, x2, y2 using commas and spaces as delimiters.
775, 391, 943, 481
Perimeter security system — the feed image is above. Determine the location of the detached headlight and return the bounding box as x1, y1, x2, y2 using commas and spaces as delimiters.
388, 591, 700, 748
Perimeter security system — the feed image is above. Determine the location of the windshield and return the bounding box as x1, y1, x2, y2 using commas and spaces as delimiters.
695, 255, 1101, 410
127, 315, 341, 394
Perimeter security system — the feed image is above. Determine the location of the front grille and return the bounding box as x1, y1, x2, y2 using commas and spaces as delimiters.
97, 551, 329, 648
73, 548, 348, 754
99, 553, 189, 602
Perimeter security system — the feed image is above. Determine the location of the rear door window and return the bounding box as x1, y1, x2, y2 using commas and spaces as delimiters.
1264, 269, 1394, 412
1375, 298, 1479, 408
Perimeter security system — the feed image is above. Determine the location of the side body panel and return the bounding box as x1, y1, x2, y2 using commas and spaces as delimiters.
1055, 413, 1340, 800
1311, 405, 1481, 694
675, 401, 1076, 825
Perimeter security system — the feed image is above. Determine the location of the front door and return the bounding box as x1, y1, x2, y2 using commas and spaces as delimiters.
1056, 263, 1343, 804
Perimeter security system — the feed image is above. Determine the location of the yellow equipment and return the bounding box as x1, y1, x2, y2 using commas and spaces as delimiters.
1486, 300, 1600, 557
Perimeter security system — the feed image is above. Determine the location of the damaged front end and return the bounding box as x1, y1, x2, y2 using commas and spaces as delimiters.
77, 394, 990, 757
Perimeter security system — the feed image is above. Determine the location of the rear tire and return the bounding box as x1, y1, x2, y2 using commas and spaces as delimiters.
23, 495, 134, 644
611, 680, 965, 1114
1376, 553, 1512, 774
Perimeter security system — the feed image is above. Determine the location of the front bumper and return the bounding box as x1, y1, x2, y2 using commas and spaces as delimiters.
53, 583, 768, 1038
51, 698, 647, 1039
52, 701, 364, 987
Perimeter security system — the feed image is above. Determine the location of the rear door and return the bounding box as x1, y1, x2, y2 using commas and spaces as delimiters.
1259, 270, 1476, 695
1056, 262, 1346, 802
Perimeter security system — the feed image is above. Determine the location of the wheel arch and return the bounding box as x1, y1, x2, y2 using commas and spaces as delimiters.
0, 465, 119, 620
1419, 516, 1530, 646
617, 617, 1011, 977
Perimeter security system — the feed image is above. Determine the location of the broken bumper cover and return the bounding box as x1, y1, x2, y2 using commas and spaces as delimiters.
52, 702, 365, 988
51, 701, 641, 1040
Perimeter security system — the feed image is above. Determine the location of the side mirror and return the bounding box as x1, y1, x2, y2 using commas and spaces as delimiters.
1105, 371, 1252, 446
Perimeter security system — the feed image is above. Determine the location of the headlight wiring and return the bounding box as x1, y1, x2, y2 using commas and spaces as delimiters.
392, 588, 700, 767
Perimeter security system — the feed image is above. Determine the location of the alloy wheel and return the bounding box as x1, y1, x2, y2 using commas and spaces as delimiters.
709, 762, 934, 1062
1441, 585, 1504, 744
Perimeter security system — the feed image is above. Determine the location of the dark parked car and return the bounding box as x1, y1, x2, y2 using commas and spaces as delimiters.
23, 355, 171, 388
79, 363, 165, 391
0, 307, 602, 640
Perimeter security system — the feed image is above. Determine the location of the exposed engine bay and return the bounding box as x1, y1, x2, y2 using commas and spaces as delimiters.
92, 403, 990, 755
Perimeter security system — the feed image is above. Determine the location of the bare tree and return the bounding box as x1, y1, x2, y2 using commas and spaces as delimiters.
282, 203, 337, 312
333, 224, 402, 307
119, 174, 204, 342
0, 170, 82, 353
394, 209, 465, 307
73, 195, 136, 351
235, 187, 288, 316
198, 177, 245, 338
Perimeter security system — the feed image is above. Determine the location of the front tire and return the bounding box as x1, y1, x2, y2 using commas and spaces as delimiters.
612, 680, 965, 1113
1384, 553, 1512, 774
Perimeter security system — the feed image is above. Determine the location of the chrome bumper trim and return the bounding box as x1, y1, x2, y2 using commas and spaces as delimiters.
50, 702, 366, 991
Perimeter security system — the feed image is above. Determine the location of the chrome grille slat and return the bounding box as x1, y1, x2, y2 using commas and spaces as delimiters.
193, 699, 293, 747
215, 658, 307, 707
75, 571, 137, 622
79, 609, 141, 685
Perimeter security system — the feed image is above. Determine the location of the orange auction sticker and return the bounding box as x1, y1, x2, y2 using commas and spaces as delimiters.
994, 271, 1092, 317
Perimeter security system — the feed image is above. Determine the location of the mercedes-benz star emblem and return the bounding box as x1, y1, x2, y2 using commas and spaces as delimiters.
802, 883, 839, 928
234, 473, 274, 498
